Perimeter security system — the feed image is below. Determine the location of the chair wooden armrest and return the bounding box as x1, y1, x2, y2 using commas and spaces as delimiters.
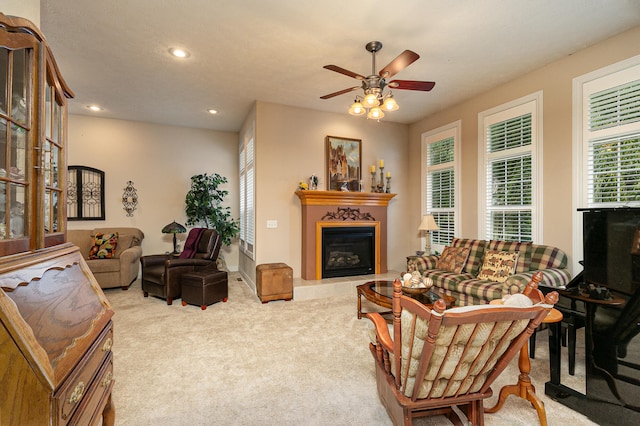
365, 312, 393, 353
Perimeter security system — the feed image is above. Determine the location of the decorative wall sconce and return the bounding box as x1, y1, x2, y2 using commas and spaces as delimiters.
122, 181, 138, 217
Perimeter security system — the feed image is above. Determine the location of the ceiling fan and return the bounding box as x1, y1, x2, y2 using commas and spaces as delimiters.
320, 41, 435, 119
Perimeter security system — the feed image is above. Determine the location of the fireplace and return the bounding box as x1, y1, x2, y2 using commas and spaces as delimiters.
321, 226, 375, 278
295, 191, 395, 280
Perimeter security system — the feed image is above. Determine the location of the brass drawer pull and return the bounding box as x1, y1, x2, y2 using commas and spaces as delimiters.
102, 337, 113, 352
102, 371, 113, 388
68, 381, 85, 404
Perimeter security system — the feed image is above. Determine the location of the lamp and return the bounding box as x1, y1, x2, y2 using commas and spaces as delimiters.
418, 215, 439, 255
348, 98, 365, 116
162, 220, 187, 254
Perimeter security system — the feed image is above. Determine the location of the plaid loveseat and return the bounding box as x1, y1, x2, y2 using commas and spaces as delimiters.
406, 238, 571, 306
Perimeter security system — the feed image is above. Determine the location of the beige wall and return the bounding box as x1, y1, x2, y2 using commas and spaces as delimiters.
408, 26, 640, 275
66, 115, 240, 270
2, 0, 40, 25
246, 101, 411, 286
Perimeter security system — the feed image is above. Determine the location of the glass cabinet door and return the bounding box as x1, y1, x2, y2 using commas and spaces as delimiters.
43, 81, 65, 238
0, 44, 31, 253
0, 15, 72, 257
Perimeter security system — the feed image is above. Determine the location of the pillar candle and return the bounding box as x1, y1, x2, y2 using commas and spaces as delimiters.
370, 165, 375, 173
379, 159, 384, 168
386, 172, 391, 178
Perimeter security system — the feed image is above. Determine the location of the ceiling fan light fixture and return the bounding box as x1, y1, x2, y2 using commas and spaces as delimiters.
349, 100, 365, 116
362, 93, 380, 108
382, 94, 399, 111
367, 107, 384, 120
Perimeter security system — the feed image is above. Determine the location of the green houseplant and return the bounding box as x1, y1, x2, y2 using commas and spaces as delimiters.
184, 173, 240, 247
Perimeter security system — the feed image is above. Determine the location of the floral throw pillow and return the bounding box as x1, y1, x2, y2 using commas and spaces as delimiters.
477, 250, 519, 283
436, 246, 471, 274
89, 232, 119, 259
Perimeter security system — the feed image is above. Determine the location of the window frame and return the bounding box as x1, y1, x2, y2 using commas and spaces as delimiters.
572, 54, 640, 273
239, 121, 255, 259
478, 91, 543, 243
421, 120, 461, 252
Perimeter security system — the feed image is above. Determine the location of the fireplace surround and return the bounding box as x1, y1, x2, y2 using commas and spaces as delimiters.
295, 191, 395, 280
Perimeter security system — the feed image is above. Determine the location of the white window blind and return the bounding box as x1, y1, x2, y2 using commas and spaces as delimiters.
426, 137, 455, 245
422, 122, 460, 249
480, 94, 540, 242
239, 124, 255, 257
585, 79, 640, 207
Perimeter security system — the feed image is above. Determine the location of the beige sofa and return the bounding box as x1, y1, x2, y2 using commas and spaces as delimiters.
68, 227, 144, 290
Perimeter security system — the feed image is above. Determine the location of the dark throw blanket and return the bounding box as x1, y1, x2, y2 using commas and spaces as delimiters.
179, 228, 206, 258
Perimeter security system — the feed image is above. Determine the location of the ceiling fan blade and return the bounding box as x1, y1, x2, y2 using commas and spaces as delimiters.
320, 86, 361, 99
379, 50, 420, 78
387, 80, 436, 91
323, 65, 366, 80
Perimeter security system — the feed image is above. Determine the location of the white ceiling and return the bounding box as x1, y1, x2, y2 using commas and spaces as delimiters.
40, 0, 640, 133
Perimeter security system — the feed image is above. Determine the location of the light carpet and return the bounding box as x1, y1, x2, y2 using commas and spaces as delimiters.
104, 274, 597, 425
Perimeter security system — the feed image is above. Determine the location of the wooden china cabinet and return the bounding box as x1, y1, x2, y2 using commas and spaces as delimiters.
0, 13, 116, 426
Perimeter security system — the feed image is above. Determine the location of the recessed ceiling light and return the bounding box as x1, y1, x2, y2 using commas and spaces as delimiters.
169, 47, 190, 58
207, 109, 218, 115
87, 105, 103, 112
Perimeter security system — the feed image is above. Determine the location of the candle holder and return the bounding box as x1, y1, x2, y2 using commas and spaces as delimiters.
370, 170, 377, 192
385, 176, 391, 193
379, 166, 384, 188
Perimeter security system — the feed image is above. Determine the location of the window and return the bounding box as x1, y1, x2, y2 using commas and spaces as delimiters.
67, 165, 105, 220
479, 92, 542, 242
581, 64, 640, 207
239, 122, 255, 258
573, 55, 640, 272
422, 121, 460, 249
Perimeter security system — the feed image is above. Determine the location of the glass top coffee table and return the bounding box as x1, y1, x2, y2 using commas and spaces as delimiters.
356, 280, 456, 319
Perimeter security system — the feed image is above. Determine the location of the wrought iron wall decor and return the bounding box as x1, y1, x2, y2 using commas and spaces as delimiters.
67, 166, 105, 220
122, 181, 138, 217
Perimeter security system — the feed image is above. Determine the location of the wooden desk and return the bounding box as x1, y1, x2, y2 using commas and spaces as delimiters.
485, 301, 562, 426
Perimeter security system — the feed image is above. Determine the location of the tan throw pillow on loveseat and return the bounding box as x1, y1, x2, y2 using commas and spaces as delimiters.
436, 246, 471, 274
477, 250, 519, 282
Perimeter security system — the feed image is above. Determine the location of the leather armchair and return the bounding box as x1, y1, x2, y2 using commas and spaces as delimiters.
140, 228, 222, 305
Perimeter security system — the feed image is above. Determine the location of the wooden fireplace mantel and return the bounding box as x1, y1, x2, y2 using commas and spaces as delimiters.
295, 190, 396, 206
295, 190, 396, 280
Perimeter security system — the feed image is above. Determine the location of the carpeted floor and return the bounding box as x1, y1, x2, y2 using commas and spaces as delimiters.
104, 274, 597, 425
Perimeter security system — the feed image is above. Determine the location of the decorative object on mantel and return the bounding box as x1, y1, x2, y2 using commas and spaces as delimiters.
418, 214, 440, 255
321, 207, 375, 221
122, 180, 138, 217
370, 160, 390, 193
309, 174, 319, 190
162, 220, 186, 254
326, 135, 361, 191
298, 181, 309, 190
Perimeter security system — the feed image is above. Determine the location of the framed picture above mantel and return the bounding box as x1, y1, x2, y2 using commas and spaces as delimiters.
326, 136, 361, 191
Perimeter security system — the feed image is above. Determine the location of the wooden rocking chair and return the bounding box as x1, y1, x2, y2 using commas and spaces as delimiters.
366, 275, 558, 425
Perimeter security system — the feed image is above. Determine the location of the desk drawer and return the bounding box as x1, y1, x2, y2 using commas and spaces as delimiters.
54, 322, 113, 424
69, 354, 114, 426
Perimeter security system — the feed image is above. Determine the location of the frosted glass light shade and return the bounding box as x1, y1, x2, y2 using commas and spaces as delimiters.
363, 93, 380, 108
382, 96, 399, 111
367, 107, 384, 119
349, 101, 365, 116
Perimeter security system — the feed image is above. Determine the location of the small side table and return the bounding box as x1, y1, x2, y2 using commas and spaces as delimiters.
485, 304, 562, 426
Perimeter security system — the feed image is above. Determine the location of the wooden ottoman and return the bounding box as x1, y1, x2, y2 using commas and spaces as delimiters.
256, 263, 293, 303
181, 268, 228, 310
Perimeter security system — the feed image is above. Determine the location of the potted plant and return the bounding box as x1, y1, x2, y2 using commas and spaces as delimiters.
184, 173, 240, 248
